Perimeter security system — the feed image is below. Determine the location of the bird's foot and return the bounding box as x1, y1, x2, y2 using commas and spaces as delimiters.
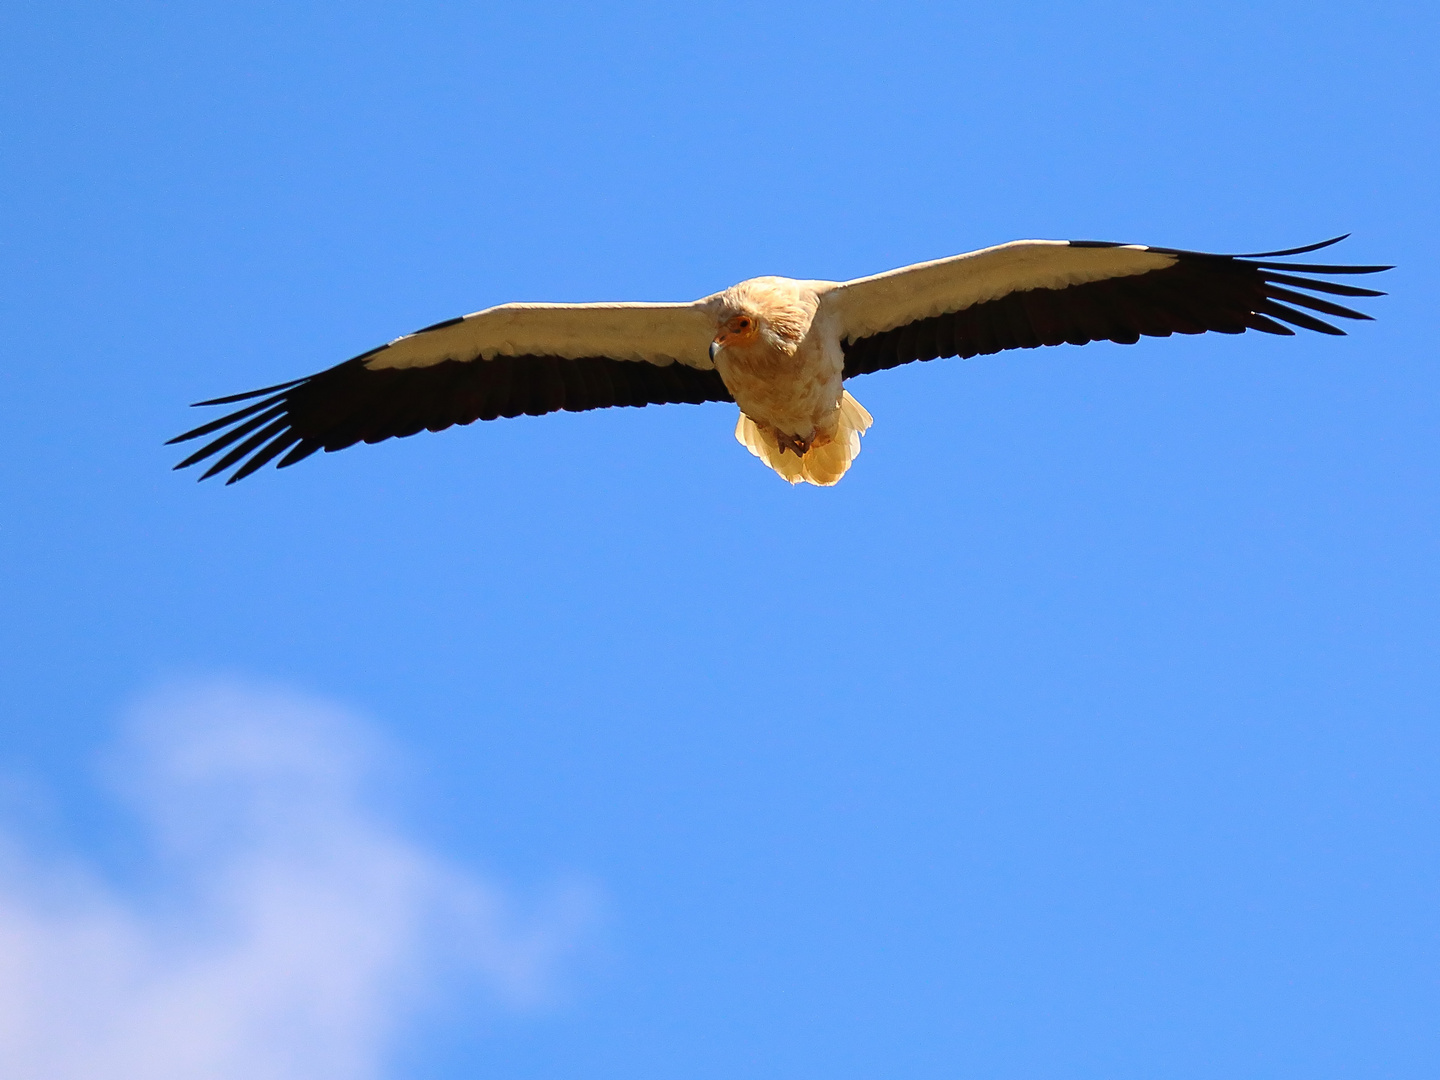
775, 431, 813, 458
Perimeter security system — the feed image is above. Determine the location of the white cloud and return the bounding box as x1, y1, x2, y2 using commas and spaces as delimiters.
0, 680, 595, 1080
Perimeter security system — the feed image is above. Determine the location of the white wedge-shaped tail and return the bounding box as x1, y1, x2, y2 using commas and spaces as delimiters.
735, 391, 873, 487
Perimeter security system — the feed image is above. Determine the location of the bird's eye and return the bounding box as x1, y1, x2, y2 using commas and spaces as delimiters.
736, 317, 751, 329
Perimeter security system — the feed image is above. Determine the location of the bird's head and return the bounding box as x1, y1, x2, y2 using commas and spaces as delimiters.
710, 312, 760, 361
708, 278, 818, 363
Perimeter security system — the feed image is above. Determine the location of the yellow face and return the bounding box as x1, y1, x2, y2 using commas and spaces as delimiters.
712, 313, 760, 354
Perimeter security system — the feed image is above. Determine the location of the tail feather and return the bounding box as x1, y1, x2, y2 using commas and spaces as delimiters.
735, 391, 874, 487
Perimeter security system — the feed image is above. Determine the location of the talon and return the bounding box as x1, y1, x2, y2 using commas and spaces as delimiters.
776, 431, 812, 457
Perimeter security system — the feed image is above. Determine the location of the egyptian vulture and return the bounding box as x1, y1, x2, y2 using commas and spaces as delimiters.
172, 236, 1387, 486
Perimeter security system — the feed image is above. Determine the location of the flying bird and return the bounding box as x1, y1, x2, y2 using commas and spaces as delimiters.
171, 236, 1388, 486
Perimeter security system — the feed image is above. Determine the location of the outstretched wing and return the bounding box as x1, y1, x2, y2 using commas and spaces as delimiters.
829, 236, 1390, 379
170, 301, 728, 483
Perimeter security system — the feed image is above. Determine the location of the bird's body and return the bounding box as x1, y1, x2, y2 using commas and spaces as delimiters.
706, 275, 869, 484
172, 237, 1388, 485
711, 276, 833, 444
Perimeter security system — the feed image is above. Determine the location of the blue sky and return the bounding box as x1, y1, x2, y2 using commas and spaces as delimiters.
2, 1, 1437, 1077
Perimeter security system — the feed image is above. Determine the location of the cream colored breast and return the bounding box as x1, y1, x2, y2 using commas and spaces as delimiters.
718, 330, 844, 437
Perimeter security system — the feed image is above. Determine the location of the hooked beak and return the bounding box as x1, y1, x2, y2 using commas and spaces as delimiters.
709, 339, 722, 362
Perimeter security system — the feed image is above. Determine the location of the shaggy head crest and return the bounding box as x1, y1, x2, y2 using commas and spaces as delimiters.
717, 277, 820, 352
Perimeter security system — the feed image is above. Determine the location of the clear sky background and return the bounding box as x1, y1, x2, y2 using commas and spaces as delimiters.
2, 2, 1437, 1077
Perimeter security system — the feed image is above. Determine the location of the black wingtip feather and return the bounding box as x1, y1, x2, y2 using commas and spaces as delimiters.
198, 417, 290, 481
1250, 261, 1393, 274
173, 404, 287, 470
276, 440, 322, 469
166, 393, 286, 444
1262, 284, 1372, 321
1230, 235, 1350, 258
226, 431, 302, 483
192, 378, 306, 407
1256, 300, 1346, 336
1260, 272, 1387, 298
1243, 314, 1298, 336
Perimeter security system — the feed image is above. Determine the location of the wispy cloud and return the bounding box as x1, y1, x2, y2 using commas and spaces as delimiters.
0, 680, 595, 1080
